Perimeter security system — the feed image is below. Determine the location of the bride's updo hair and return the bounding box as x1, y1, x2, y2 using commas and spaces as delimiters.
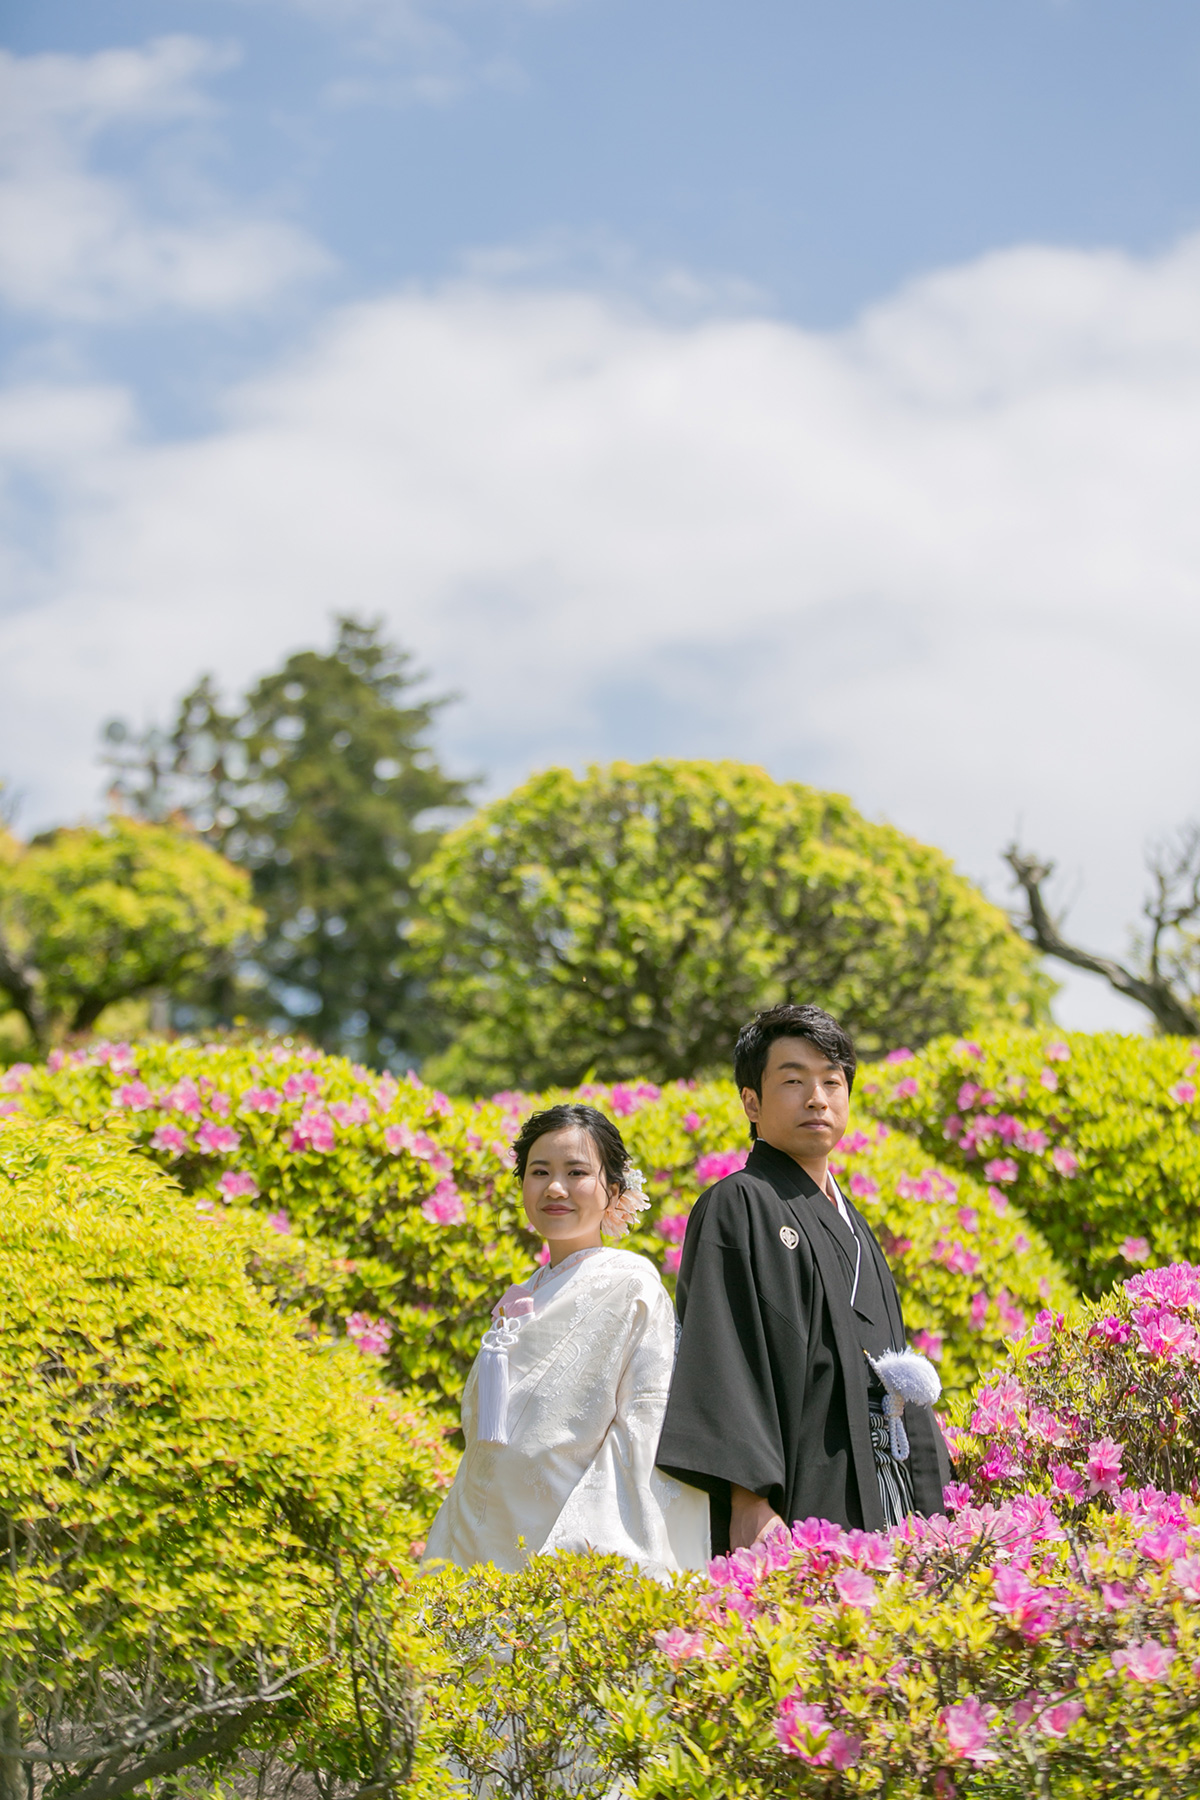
512, 1103, 629, 1192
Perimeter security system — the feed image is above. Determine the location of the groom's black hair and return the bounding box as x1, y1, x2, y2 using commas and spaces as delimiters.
734, 1004, 857, 1137
512, 1103, 629, 1191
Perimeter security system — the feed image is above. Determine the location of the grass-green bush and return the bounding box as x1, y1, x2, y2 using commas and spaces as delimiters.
4, 1037, 1072, 1402
0, 1113, 456, 1797
859, 1030, 1200, 1295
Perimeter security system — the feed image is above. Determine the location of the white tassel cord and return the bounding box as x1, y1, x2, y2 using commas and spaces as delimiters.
867, 1348, 942, 1463
476, 1317, 521, 1444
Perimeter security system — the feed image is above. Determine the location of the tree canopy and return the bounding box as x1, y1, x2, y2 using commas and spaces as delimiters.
413, 759, 1051, 1089
104, 616, 470, 1067
0, 816, 261, 1053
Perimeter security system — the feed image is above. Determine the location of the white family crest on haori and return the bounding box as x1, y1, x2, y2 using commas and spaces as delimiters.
421, 1245, 709, 1578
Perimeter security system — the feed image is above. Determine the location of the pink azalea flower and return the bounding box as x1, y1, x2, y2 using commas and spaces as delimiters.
1027, 1309, 1064, 1349
1100, 1582, 1129, 1612
1039, 1066, 1059, 1091
885, 1047, 914, 1064
330, 1096, 372, 1126
208, 1091, 231, 1117
655, 1212, 689, 1244
1040, 1700, 1084, 1738
971, 1376, 1025, 1435
1136, 1526, 1188, 1565
833, 1567, 877, 1610
993, 1114, 1022, 1144
987, 1185, 1010, 1212
695, 1149, 749, 1185
167, 1078, 204, 1116
535, 1244, 551, 1266
775, 1697, 861, 1770
1132, 1303, 1200, 1361
840, 1129, 873, 1154
941, 1241, 981, 1277
1168, 1081, 1197, 1105
653, 1627, 707, 1666
1127, 1263, 1200, 1308
940, 1696, 998, 1764
977, 1446, 1024, 1482
1170, 1555, 1200, 1600
384, 1122, 416, 1153
150, 1123, 189, 1156
1111, 1641, 1176, 1683
289, 1110, 335, 1154
943, 1113, 964, 1139
217, 1169, 259, 1200
912, 1330, 943, 1360
345, 1312, 393, 1356
996, 1292, 1028, 1338
681, 1110, 702, 1131
114, 1081, 155, 1111
610, 1084, 638, 1116
1085, 1437, 1124, 1496
957, 1082, 980, 1110
968, 1292, 990, 1331
953, 1039, 985, 1060
283, 1071, 323, 1101
1050, 1465, 1087, 1503
983, 1157, 1019, 1185
892, 1077, 920, 1100
422, 1179, 466, 1226
957, 1206, 979, 1233
1019, 1128, 1048, 1152
1045, 1040, 1070, 1062
943, 1481, 973, 1511
197, 1121, 241, 1156
0, 1063, 33, 1094
990, 1566, 1055, 1639
1027, 1405, 1070, 1446
1089, 1314, 1132, 1345
1051, 1147, 1080, 1177
1120, 1234, 1152, 1264
848, 1171, 878, 1201
241, 1087, 282, 1113
663, 1246, 683, 1275
266, 1210, 291, 1234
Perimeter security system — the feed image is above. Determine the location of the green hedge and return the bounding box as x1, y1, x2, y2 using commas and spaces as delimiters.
859, 1030, 1200, 1295
0, 1112, 457, 1793
4, 1037, 1073, 1403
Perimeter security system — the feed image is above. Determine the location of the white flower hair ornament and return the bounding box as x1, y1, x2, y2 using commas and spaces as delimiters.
601, 1163, 651, 1240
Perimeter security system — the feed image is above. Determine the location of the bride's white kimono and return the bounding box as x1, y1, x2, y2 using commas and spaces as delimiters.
421, 1246, 710, 1577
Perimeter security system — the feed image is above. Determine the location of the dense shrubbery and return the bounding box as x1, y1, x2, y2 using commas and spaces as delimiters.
407, 1260, 1200, 1798
0, 1114, 456, 1799
862, 1030, 1200, 1295
4, 1036, 1072, 1403
412, 760, 1050, 1091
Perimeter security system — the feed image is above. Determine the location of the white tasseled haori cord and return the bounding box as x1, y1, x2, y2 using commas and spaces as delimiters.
866, 1348, 942, 1461
475, 1246, 604, 1445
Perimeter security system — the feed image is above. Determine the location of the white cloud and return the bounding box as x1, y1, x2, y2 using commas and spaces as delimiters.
0, 37, 327, 319
4, 236, 1200, 1025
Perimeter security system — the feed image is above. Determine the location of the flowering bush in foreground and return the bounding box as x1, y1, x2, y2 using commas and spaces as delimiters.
410, 1264, 1200, 1796
863, 1030, 1200, 1295
4, 1037, 1070, 1402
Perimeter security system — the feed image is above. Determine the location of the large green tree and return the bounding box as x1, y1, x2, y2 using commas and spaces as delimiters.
104, 617, 470, 1066
0, 817, 261, 1053
413, 759, 1051, 1090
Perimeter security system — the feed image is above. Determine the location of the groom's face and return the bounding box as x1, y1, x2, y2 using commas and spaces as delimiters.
741, 1035, 851, 1167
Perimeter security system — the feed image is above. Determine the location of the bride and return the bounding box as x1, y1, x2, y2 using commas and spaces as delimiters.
421, 1103, 709, 1577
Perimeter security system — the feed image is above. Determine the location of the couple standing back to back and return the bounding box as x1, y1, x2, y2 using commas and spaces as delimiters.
422, 1002, 951, 1577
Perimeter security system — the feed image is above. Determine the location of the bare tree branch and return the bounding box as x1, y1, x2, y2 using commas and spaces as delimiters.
1005, 845, 1200, 1036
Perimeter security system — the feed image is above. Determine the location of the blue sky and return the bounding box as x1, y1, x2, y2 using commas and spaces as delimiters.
3, 0, 1200, 1027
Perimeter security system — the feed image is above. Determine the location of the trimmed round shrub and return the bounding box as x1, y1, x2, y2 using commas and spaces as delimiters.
0, 1111, 456, 1782
859, 1030, 1200, 1296
5, 1039, 1073, 1404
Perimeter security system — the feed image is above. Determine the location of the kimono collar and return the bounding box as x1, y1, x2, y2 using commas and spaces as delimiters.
745, 1136, 827, 1201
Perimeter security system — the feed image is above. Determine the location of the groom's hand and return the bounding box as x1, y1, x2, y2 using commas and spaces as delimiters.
729, 1483, 784, 1550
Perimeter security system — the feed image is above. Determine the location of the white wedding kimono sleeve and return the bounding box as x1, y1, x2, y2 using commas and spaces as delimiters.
539, 1279, 708, 1576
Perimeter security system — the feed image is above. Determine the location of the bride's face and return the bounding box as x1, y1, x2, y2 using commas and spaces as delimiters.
522, 1126, 616, 1265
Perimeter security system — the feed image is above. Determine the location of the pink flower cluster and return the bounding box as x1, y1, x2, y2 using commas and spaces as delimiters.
345, 1311, 393, 1355
694, 1148, 749, 1185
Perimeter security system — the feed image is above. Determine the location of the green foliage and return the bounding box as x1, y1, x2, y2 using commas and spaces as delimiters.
104, 615, 471, 1067
411, 759, 1050, 1091
7, 1038, 1072, 1407
859, 1029, 1200, 1296
0, 816, 261, 1053
407, 1265, 1200, 1797
0, 1113, 456, 1797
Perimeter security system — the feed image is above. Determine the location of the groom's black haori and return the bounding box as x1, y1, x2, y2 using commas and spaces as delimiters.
656, 1009, 951, 1552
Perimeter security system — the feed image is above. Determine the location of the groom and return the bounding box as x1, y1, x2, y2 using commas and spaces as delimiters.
657, 1002, 950, 1552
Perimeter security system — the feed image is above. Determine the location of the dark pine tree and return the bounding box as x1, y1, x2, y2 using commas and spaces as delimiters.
103, 617, 471, 1067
